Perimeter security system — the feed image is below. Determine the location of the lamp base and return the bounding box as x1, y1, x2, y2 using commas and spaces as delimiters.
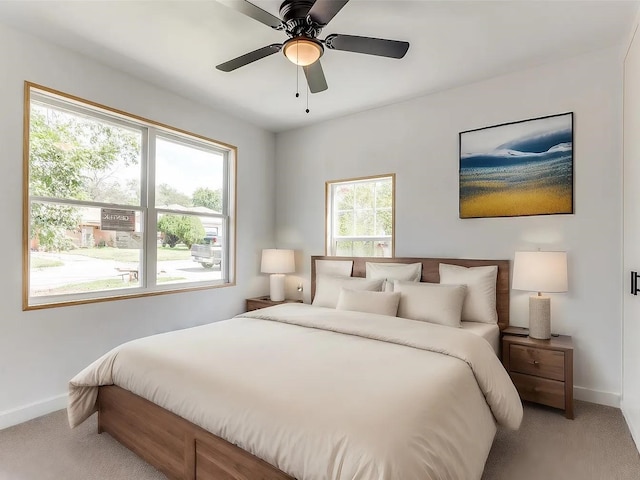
269, 274, 286, 302
529, 295, 551, 340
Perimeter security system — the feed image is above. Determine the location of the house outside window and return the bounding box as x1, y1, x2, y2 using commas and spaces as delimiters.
24, 83, 236, 309
325, 174, 395, 257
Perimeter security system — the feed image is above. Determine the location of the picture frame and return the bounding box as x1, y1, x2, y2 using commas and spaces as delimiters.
459, 112, 574, 219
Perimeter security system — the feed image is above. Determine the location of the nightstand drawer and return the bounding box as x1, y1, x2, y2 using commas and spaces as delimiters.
510, 372, 565, 409
510, 344, 565, 381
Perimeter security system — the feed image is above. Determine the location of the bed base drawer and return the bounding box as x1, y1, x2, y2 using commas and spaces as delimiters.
98, 386, 293, 480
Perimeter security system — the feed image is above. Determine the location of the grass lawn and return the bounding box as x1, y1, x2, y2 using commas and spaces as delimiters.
65, 246, 191, 262
31, 257, 64, 269
44, 276, 186, 295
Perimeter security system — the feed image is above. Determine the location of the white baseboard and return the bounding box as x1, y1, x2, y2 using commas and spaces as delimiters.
0, 393, 67, 430
621, 399, 640, 454
574, 386, 620, 407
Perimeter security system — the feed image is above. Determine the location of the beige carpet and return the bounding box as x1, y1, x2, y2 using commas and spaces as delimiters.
482, 401, 640, 480
0, 401, 638, 480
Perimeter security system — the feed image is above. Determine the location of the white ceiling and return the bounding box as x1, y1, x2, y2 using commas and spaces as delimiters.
0, 0, 636, 132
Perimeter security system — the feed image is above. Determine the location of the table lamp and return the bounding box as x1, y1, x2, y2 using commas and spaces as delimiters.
512, 251, 568, 339
261, 249, 295, 302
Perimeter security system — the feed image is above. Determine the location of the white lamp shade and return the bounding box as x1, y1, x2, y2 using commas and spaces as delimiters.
512, 251, 568, 293
261, 249, 295, 274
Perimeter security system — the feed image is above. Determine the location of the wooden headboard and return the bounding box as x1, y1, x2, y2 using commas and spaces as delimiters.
311, 256, 510, 330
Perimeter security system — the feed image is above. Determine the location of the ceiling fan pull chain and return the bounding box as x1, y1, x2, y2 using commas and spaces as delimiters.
296, 64, 300, 98
306, 83, 310, 114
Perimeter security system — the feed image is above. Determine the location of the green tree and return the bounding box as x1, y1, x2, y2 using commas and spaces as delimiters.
31, 204, 78, 251
30, 111, 83, 251
192, 187, 222, 212
87, 177, 140, 205
29, 106, 140, 250
176, 216, 205, 248
156, 184, 191, 207
157, 215, 181, 247
334, 180, 393, 238
377, 209, 392, 235
157, 214, 204, 248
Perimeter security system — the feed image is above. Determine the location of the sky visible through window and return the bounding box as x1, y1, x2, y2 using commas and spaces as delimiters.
155, 138, 224, 206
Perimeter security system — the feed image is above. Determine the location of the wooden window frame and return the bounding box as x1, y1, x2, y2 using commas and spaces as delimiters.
23, 82, 237, 310
325, 173, 395, 257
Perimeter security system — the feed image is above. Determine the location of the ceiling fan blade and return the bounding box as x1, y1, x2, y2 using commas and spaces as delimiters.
308, 0, 349, 26
303, 61, 328, 93
217, 0, 283, 29
325, 34, 409, 59
216, 44, 282, 72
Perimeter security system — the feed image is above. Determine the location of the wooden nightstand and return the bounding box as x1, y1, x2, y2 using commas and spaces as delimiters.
501, 326, 530, 338
245, 296, 302, 312
502, 334, 574, 419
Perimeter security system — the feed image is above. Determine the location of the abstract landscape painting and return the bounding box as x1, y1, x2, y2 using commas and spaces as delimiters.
459, 112, 573, 218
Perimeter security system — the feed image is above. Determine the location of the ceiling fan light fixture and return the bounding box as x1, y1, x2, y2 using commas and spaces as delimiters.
283, 37, 323, 66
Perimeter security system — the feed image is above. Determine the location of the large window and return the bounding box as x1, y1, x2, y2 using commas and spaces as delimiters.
325, 174, 394, 257
23, 83, 236, 309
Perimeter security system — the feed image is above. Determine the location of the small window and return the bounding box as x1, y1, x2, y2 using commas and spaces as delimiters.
24, 83, 236, 309
326, 174, 395, 257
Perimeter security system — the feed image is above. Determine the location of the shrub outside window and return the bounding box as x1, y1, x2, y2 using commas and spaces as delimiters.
24, 83, 236, 309
325, 174, 394, 257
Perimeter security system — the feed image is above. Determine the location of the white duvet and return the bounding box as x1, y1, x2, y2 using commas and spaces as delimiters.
68, 303, 523, 480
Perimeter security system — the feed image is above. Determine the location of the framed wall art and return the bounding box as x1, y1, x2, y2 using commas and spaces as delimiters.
459, 112, 573, 219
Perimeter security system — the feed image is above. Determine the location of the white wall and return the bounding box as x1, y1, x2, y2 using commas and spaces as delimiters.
0, 24, 276, 428
276, 47, 624, 406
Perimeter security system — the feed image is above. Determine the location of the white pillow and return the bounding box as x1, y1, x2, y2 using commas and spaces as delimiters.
394, 280, 467, 328
315, 259, 353, 277
312, 275, 384, 308
366, 262, 422, 292
336, 288, 401, 317
439, 264, 498, 324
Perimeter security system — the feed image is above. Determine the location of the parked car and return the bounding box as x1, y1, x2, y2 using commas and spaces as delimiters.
190, 234, 222, 269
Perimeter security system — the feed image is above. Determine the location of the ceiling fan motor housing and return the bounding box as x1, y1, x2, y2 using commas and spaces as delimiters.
280, 0, 323, 38
280, 0, 314, 22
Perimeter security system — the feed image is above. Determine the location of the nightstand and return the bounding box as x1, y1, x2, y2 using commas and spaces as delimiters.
502, 334, 574, 419
245, 296, 302, 312
501, 326, 530, 337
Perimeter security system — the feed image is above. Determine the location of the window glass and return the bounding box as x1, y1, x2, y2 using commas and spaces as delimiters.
156, 213, 224, 285
30, 102, 142, 205
155, 137, 224, 211
25, 84, 235, 309
29, 204, 143, 297
326, 175, 394, 257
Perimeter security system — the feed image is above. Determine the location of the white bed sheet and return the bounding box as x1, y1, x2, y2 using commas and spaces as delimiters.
461, 321, 500, 354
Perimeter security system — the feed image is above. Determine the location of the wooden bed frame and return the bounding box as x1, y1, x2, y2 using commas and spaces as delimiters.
97, 256, 510, 480
98, 386, 292, 480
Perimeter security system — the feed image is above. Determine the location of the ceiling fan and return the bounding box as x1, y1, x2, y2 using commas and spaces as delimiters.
215, 0, 410, 93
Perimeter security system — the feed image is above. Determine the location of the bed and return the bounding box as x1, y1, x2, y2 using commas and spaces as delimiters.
68, 256, 521, 480
461, 321, 501, 354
